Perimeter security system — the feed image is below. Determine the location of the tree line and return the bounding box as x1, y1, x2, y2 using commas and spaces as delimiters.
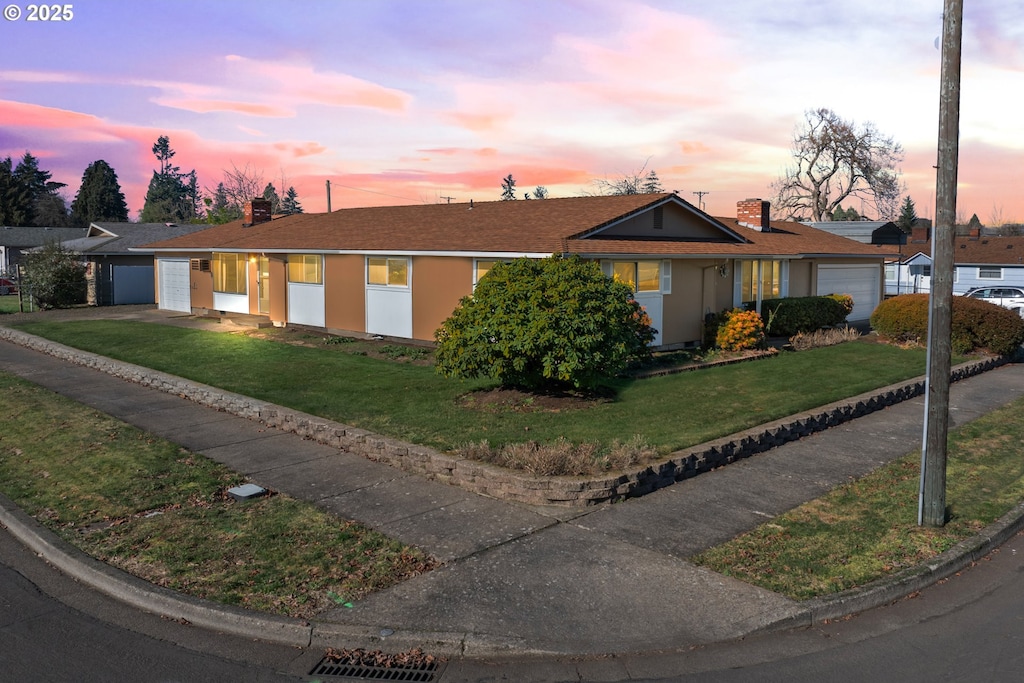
0, 135, 304, 228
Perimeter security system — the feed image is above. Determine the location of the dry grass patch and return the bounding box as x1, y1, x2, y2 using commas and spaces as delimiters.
457, 434, 658, 476
788, 326, 862, 351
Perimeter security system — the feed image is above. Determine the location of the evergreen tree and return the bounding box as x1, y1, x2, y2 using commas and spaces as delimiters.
967, 213, 983, 232
0, 156, 32, 225
0, 152, 66, 226
280, 186, 303, 215
500, 174, 517, 201
33, 193, 70, 227
140, 136, 200, 223
641, 170, 663, 194
70, 160, 129, 227
896, 196, 917, 233
262, 183, 281, 214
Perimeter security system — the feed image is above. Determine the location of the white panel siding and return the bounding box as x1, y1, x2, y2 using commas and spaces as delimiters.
287, 282, 326, 327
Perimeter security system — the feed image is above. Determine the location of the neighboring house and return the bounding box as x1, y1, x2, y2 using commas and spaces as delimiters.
141, 194, 885, 348
58, 222, 213, 305
884, 225, 1024, 297
0, 226, 88, 276
803, 220, 908, 246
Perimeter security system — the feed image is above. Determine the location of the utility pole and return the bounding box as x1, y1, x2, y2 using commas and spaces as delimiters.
326, 180, 332, 213
440, 195, 455, 204
692, 191, 709, 212
919, 0, 963, 528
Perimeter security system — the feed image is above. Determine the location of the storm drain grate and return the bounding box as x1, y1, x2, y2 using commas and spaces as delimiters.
309, 651, 443, 681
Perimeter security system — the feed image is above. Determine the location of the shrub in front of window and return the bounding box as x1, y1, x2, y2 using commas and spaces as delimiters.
871, 293, 1024, 356
21, 241, 86, 309
760, 295, 850, 336
715, 309, 766, 351
434, 255, 656, 390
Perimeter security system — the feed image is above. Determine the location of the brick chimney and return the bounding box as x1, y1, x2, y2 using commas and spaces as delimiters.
911, 224, 930, 243
737, 198, 771, 232
243, 198, 272, 227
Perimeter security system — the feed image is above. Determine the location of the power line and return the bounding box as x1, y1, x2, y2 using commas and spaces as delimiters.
326, 183, 423, 203
692, 190, 709, 211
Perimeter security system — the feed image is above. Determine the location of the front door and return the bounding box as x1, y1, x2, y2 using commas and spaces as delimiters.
257, 256, 270, 314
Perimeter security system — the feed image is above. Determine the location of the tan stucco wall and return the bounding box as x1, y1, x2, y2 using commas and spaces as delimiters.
412, 256, 473, 341
789, 260, 813, 297
324, 254, 366, 333
178, 254, 213, 310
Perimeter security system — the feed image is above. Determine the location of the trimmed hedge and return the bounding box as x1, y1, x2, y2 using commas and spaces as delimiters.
761, 295, 851, 336
870, 293, 1024, 356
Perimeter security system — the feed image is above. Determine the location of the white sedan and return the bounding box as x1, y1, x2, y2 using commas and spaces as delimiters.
963, 286, 1024, 316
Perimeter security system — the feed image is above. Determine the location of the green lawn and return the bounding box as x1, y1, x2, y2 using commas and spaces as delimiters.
693, 394, 1024, 599
12, 319, 932, 454
0, 371, 434, 617
0, 295, 23, 314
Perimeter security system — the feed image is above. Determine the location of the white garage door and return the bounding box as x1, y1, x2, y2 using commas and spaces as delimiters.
158, 258, 191, 313
817, 264, 881, 322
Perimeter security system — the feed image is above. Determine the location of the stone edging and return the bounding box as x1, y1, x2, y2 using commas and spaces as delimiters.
0, 326, 1006, 507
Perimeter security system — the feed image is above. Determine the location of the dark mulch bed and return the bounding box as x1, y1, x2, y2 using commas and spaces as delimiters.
457, 386, 611, 413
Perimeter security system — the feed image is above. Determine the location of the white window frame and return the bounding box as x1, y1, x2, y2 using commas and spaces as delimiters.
978, 266, 1003, 280
366, 257, 410, 288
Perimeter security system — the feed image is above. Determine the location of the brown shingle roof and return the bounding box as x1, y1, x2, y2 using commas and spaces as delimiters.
904, 235, 1024, 265
143, 193, 881, 259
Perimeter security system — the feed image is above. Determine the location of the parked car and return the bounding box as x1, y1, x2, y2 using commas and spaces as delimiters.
0, 277, 18, 296
962, 286, 1024, 316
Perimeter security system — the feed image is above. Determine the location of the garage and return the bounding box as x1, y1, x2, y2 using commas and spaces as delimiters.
112, 265, 155, 305
157, 258, 191, 313
817, 264, 881, 322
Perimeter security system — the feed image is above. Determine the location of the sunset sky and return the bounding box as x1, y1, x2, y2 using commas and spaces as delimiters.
1, 0, 1021, 223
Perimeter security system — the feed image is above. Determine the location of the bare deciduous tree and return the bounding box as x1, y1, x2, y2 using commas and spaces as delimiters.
591, 160, 664, 196
770, 108, 904, 221
210, 162, 265, 212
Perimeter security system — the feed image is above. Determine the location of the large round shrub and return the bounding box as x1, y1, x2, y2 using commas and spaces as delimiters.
434, 255, 656, 390
871, 293, 1024, 356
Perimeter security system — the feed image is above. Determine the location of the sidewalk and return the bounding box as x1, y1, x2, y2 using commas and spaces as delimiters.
2, 307, 1024, 659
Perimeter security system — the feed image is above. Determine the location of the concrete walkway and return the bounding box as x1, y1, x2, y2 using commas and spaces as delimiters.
2, 307, 1024, 658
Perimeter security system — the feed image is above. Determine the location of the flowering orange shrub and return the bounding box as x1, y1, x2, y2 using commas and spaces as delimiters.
715, 308, 766, 351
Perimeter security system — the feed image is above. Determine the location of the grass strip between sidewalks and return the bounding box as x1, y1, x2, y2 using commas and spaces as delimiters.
693, 395, 1024, 599
0, 371, 435, 618
11, 319, 931, 455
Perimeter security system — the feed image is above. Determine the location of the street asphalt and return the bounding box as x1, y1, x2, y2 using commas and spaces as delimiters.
2, 306, 1024, 662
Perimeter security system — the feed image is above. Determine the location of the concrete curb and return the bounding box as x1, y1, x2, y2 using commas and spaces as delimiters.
0, 492, 514, 656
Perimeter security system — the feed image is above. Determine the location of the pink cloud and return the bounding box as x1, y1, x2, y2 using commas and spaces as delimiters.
151, 98, 293, 117
223, 55, 412, 113
679, 141, 711, 155
0, 99, 101, 129
441, 111, 510, 132
272, 141, 327, 158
